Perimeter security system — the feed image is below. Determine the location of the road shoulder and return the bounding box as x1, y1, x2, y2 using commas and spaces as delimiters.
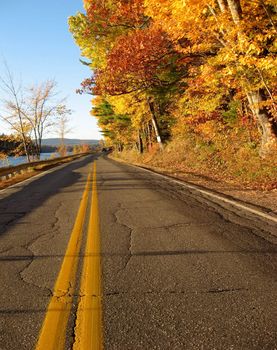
108, 155, 277, 242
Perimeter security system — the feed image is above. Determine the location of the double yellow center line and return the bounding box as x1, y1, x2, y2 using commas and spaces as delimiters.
36, 162, 103, 350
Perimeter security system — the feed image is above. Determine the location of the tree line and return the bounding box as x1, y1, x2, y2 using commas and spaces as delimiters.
0, 133, 92, 165
0, 134, 33, 156
69, 0, 276, 158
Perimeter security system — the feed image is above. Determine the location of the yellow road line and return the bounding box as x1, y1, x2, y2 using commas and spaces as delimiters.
73, 162, 103, 350
36, 170, 92, 350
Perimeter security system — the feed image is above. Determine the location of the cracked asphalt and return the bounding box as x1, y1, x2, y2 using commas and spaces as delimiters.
0, 154, 277, 350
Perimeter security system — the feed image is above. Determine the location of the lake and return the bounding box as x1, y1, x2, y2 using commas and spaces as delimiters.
0, 153, 59, 168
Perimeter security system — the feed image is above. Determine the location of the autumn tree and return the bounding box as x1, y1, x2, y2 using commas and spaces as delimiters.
77, 23, 187, 149
0, 65, 32, 162
69, 0, 146, 71
70, 0, 276, 158
0, 67, 71, 160
25, 80, 66, 159
55, 105, 72, 157
69, 0, 170, 150
144, 0, 277, 156
92, 96, 133, 151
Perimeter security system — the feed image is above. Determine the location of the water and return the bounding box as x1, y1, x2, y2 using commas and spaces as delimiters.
0, 153, 59, 168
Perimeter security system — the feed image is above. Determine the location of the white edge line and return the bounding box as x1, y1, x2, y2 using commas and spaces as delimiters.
124, 161, 277, 225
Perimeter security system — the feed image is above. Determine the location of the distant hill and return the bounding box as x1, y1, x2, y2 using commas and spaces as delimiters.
42, 138, 99, 147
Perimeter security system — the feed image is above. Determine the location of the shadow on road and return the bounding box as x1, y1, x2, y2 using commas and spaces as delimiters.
0, 154, 98, 239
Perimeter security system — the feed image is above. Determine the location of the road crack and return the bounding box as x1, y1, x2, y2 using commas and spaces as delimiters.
113, 207, 134, 273
18, 202, 64, 294
206, 287, 247, 294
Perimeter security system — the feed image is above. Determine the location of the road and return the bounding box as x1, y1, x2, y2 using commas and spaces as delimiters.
0, 154, 276, 350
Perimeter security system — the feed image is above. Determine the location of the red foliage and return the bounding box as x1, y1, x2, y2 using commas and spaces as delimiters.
186, 111, 222, 126
77, 77, 95, 95
95, 27, 173, 95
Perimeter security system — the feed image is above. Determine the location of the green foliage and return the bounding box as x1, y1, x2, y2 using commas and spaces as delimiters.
92, 98, 133, 147
222, 101, 241, 127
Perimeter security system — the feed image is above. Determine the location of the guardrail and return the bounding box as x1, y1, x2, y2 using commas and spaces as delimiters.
0, 153, 90, 182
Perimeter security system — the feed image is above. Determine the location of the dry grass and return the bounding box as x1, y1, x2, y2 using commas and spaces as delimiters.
113, 133, 277, 190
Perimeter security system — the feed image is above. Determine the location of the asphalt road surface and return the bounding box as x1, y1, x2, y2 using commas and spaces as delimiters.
0, 154, 276, 350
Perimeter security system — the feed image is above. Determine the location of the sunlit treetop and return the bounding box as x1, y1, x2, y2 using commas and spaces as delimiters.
69, 0, 149, 70
86, 0, 147, 28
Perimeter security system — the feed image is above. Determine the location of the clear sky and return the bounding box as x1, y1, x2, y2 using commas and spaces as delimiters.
0, 0, 101, 140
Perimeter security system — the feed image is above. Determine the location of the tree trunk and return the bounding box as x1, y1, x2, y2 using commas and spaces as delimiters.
33, 128, 40, 159
147, 122, 153, 150
38, 138, 42, 160
37, 127, 43, 160
151, 116, 163, 149
138, 131, 144, 154
117, 143, 123, 152
217, 0, 228, 12
21, 134, 30, 163
226, 0, 277, 155
148, 99, 163, 150
247, 90, 277, 156
226, 0, 242, 24
18, 117, 31, 163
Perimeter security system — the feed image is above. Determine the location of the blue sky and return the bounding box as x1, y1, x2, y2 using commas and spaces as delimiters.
0, 0, 101, 140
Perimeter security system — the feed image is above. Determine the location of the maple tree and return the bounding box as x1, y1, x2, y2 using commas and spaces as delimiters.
96, 27, 175, 94
144, 0, 277, 155
69, 0, 277, 158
